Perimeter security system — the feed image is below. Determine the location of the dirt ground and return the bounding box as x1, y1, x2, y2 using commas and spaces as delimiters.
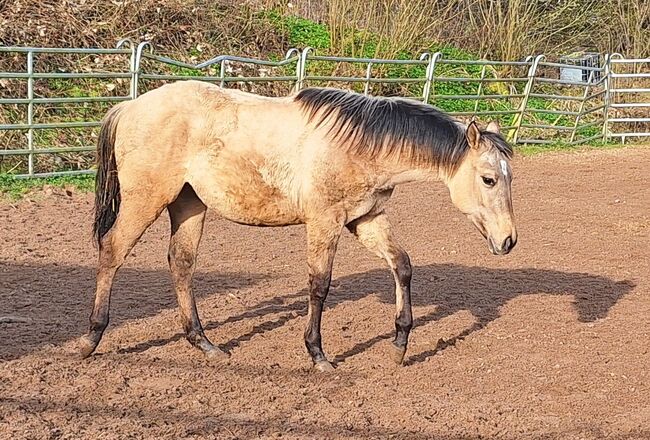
1, 147, 649, 439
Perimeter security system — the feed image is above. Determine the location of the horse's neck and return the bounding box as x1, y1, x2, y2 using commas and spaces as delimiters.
379, 162, 440, 188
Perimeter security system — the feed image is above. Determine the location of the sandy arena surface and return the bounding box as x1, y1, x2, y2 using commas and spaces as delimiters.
1, 147, 649, 439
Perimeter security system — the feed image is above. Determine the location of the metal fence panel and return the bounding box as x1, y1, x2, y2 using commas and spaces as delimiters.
1, 43, 648, 178
605, 55, 650, 142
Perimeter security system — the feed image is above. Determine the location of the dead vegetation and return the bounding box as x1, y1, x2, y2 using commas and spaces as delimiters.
0, 0, 286, 59
263, 0, 648, 61
1, 0, 647, 62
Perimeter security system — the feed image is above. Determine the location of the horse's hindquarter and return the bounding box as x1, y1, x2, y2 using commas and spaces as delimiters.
112, 82, 201, 204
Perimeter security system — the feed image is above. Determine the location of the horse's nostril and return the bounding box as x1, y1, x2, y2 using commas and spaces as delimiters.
503, 236, 513, 252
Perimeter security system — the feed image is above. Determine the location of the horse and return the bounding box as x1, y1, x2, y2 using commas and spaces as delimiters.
80, 80, 516, 372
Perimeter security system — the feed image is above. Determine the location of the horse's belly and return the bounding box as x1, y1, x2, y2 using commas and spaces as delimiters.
188, 160, 304, 226
215, 191, 303, 226
193, 182, 303, 226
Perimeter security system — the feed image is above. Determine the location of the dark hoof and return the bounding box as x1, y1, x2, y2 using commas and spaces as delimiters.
390, 343, 407, 365
314, 360, 335, 372
79, 335, 99, 359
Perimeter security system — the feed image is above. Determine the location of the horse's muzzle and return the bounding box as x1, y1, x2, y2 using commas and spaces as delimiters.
488, 235, 516, 255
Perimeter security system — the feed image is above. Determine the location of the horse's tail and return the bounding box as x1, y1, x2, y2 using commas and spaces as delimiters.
93, 105, 123, 248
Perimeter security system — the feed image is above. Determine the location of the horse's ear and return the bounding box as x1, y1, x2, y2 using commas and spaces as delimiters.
486, 120, 500, 134
466, 121, 481, 149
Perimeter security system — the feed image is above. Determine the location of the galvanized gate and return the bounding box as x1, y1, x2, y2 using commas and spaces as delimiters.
0, 42, 648, 177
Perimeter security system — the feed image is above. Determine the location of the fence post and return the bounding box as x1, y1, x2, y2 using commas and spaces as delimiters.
26, 50, 34, 177
219, 59, 226, 88
297, 47, 313, 91
473, 65, 488, 116
116, 39, 136, 99
601, 53, 613, 142
283, 48, 301, 93
570, 70, 595, 143
364, 62, 373, 95
133, 42, 152, 99
420, 52, 441, 104
512, 54, 544, 143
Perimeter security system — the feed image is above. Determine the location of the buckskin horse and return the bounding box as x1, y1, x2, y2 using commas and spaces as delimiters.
81, 81, 516, 371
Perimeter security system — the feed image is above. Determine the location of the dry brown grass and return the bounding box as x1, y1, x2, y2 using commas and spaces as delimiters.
264, 0, 649, 60
325, 0, 458, 59
463, 0, 601, 61
0, 0, 285, 59
2, 0, 648, 62
600, 0, 650, 58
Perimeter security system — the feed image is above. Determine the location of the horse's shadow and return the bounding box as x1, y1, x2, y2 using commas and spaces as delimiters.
332, 264, 634, 365
120, 263, 634, 366
0, 263, 267, 361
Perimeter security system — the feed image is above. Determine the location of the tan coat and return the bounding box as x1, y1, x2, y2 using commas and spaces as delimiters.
82, 81, 516, 371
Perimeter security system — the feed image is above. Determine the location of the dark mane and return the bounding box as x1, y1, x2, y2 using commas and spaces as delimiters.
294, 88, 512, 174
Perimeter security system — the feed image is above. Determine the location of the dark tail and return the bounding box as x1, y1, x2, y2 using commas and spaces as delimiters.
93, 105, 123, 248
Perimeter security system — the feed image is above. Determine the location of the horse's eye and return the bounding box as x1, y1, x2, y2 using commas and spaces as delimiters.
482, 176, 496, 187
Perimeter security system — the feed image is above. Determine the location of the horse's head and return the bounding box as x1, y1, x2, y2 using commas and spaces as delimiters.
446, 121, 517, 255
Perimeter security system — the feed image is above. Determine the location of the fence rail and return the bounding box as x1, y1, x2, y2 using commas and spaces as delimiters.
1, 42, 648, 177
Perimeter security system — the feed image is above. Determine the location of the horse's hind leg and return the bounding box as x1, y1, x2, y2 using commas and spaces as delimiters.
80, 196, 165, 358
167, 184, 228, 360
347, 211, 413, 365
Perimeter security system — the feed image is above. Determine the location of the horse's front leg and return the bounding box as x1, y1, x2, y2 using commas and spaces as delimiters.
304, 215, 344, 372
347, 211, 413, 365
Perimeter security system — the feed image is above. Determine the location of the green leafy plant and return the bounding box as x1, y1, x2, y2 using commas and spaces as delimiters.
262, 10, 330, 49
168, 65, 204, 77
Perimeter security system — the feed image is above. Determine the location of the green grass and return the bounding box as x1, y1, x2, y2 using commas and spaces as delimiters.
256, 11, 598, 133
0, 173, 95, 200
168, 65, 205, 77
